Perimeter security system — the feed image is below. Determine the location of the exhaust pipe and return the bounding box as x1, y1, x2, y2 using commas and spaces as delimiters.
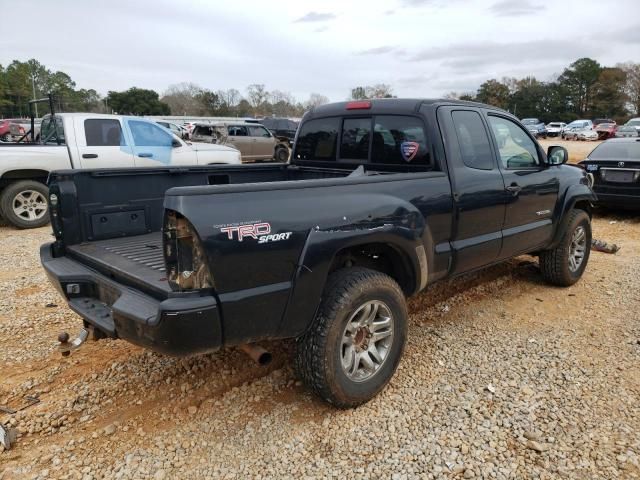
238, 344, 272, 366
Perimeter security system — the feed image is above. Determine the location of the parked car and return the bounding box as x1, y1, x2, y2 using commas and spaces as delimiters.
0, 113, 241, 229
615, 126, 639, 138
521, 118, 547, 138
41, 98, 594, 408
156, 121, 189, 139
9, 119, 41, 142
546, 122, 566, 137
259, 117, 299, 145
578, 138, 640, 209
624, 117, 640, 134
191, 121, 290, 162
593, 118, 615, 127
0, 119, 15, 142
562, 120, 594, 140
595, 122, 617, 140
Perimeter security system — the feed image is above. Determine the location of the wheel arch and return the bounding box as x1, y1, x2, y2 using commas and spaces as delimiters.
278, 226, 428, 339
0, 169, 50, 190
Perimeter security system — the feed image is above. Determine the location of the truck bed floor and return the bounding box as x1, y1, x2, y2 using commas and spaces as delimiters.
67, 233, 170, 295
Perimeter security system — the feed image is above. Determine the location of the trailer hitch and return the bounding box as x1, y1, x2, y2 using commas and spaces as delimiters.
58, 328, 89, 357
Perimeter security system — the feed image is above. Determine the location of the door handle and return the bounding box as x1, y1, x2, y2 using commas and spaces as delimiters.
82, 153, 98, 159
506, 184, 522, 195
138, 152, 153, 158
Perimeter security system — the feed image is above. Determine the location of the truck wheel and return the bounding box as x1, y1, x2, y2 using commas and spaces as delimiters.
274, 146, 289, 162
0, 180, 50, 229
295, 267, 407, 408
539, 209, 591, 287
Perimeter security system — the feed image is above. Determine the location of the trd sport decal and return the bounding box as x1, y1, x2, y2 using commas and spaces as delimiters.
400, 142, 419, 162
218, 222, 292, 243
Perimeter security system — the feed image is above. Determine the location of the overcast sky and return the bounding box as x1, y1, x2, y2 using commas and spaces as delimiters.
2, 0, 639, 102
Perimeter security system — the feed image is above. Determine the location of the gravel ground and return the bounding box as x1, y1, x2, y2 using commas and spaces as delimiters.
1, 209, 639, 479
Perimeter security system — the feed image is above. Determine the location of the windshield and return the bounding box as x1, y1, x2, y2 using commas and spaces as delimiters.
627, 120, 640, 127
589, 142, 640, 160
548, 123, 562, 127
567, 121, 587, 129
521, 119, 538, 125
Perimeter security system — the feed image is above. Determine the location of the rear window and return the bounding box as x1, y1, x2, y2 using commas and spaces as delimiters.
40, 116, 66, 145
294, 115, 429, 168
589, 142, 640, 160
85, 119, 124, 146
194, 125, 214, 136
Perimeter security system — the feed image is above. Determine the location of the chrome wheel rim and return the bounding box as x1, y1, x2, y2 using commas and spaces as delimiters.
569, 225, 586, 273
12, 190, 48, 221
340, 300, 394, 382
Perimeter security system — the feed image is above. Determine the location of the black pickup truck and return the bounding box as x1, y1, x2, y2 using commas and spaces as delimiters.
41, 99, 595, 407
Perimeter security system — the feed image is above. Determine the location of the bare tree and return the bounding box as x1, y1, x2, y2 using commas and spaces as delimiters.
246, 84, 269, 110
161, 82, 203, 115
305, 93, 329, 109
618, 62, 640, 115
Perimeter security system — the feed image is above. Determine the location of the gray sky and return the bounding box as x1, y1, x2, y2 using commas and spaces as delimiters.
2, 0, 639, 101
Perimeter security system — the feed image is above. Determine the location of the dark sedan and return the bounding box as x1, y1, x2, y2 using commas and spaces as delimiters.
579, 138, 640, 209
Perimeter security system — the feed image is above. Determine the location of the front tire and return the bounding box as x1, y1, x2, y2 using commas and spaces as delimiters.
539, 209, 591, 286
0, 180, 50, 229
295, 268, 407, 408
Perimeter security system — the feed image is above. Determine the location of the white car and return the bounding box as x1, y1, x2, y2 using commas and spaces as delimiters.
546, 122, 566, 137
561, 120, 594, 140
625, 117, 640, 134
0, 113, 241, 229
156, 120, 189, 139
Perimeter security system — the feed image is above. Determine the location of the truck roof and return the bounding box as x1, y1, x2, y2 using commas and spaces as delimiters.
308, 98, 507, 116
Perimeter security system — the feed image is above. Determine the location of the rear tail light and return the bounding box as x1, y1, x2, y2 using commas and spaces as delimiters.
163, 210, 213, 291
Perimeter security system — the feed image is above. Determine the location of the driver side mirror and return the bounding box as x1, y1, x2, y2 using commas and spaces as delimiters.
172, 139, 182, 148
547, 146, 568, 165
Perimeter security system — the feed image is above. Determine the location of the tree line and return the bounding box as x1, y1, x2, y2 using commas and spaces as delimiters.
447, 58, 640, 123
1, 58, 638, 121
0, 59, 333, 118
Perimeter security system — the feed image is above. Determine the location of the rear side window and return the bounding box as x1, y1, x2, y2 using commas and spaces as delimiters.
295, 117, 340, 161
249, 126, 271, 137
451, 111, 494, 170
85, 119, 124, 146
228, 126, 248, 136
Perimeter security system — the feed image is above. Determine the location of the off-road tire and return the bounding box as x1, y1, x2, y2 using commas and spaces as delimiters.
0, 180, 50, 229
539, 209, 591, 287
295, 267, 407, 408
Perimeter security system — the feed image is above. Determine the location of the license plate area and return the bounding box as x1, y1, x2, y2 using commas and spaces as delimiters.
601, 170, 636, 183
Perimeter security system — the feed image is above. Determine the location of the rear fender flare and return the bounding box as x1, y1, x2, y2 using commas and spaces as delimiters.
278, 224, 430, 338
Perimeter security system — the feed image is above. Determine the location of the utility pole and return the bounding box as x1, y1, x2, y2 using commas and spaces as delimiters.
31, 75, 38, 117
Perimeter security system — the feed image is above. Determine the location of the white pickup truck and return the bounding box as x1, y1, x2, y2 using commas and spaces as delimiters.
0, 113, 242, 229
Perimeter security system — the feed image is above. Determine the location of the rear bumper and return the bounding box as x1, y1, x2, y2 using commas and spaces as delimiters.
40, 243, 222, 356
592, 188, 640, 209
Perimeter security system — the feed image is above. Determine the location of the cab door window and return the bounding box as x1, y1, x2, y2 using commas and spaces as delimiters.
129, 120, 172, 147
451, 111, 494, 170
488, 116, 539, 169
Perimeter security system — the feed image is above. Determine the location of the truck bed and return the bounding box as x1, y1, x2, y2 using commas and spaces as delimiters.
67, 233, 170, 296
